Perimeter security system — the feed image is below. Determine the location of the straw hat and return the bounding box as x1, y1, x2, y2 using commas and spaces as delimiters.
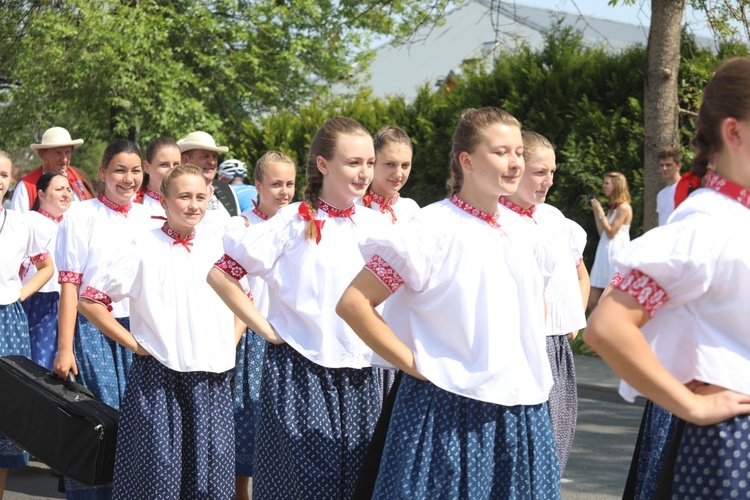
177, 131, 229, 154
30, 127, 84, 150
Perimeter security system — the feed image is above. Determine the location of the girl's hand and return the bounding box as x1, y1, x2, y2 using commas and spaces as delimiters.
54, 349, 78, 379
688, 384, 750, 426
133, 343, 151, 357
590, 198, 602, 211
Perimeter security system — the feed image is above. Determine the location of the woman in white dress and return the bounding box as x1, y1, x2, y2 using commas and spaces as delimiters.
587, 171, 632, 312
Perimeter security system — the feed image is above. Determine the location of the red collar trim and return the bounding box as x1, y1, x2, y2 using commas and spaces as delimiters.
364, 192, 399, 223
145, 186, 161, 202
703, 172, 750, 209
97, 194, 132, 216
38, 208, 63, 224
498, 196, 535, 218
449, 195, 500, 227
161, 222, 195, 252
318, 198, 356, 219
251, 200, 270, 220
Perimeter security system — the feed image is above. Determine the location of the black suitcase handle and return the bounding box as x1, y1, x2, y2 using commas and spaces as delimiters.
47, 372, 97, 400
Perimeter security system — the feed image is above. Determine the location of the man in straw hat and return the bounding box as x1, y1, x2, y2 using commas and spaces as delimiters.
11, 127, 93, 212
177, 131, 239, 223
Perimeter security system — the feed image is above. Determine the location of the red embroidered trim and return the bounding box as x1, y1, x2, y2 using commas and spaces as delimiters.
97, 194, 131, 216
369, 192, 398, 223
498, 196, 535, 218
161, 223, 195, 252
610, 272, 623, 287
145, 186, 161, 202
364, 255, 405, 294
80, 286, 113, 312
215, 254, 248, 280
615, 270, 669, 318
298, 203, 326, 244
449, 195, 500, 228
252, 208, 270, 221
38, 208, 63, 224
29, 251, 50, 264
247, 291, 255, 301
576, 256, 584, 268
703, 172, 750, 209
58, 271, 83, 284
318, 198, 355, 219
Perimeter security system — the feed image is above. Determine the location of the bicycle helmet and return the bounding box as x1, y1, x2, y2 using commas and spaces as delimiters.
218, 159, 248, 182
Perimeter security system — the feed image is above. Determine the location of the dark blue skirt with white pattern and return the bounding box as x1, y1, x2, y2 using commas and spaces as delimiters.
670, 415, 750, 499
233, 328, 267, 477
112, 356, 234, 500
64, 314, 133, 500
22, 290, 59, 371
0, 301, 31, 469
372, 375, 562, 500
546, 334, 578, 474
253, 342, 382, 500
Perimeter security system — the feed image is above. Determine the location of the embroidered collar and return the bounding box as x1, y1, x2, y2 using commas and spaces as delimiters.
161, 222, 195, 252
449, 195, 500, 228
703, 172, 750, 209
251, 200, 270, 221
98, 194, 132, 216
363, 192, 399, 223
498, 196, 536, 218
145, 186, 161, 202
318, 198, 356, 220
38, 208, 63, 224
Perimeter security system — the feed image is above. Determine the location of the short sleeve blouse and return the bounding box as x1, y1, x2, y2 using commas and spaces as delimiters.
0, 209, 51, 305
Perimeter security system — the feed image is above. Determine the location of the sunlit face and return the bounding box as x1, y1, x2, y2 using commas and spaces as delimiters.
99, 152, 143, 205
256, 161, 296, 216
38, 175, 72, 217
160, 174, 208, 235
462, 123, 524, 198
513, 148, 556, 208
144, 146, 180, 192
602, 177, 614, 198
38, 146, 73, 175
183, 149, 218, 183
0, 157, 11, 201
371, 142, 412, 199
659, 157, 681, 181
317, 134, 375, 208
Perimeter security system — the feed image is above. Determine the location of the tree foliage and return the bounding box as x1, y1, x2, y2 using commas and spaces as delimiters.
0, 0, 456, 146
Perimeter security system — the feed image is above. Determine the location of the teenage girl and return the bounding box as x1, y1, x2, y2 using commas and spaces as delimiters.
77, 164, 261, 499
499, 131, 589, 473
234, 151, 296, 500
362, 126, 420, 224
20, 172, 72, 371
137, 136, 181, 219
0, 151, 54, 497
337, 107, 561, 498
587, 172, 632, 312
208, 116, 388, 499
585, 57, 750, 498
54, 139, 149, 499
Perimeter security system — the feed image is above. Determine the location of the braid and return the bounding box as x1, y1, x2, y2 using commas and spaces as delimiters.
303, 173, 323, 241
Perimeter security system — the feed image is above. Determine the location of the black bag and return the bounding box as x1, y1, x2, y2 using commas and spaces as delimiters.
0, 355, 120, 486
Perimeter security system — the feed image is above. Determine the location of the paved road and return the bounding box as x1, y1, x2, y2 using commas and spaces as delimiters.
6, 397, 644, 499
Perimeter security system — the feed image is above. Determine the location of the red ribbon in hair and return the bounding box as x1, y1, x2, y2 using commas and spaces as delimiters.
298, 203, 326, 244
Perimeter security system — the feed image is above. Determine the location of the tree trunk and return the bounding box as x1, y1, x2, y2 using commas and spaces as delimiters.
642, 0, 684, 231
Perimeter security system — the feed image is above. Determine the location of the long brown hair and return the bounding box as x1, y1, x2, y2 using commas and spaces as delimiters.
692, 57, 750, 178
303, 117, 371, 241
448, 107, 521, 196
603, 171, 631, 207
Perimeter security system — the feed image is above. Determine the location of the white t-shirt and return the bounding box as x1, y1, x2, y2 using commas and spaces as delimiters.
656, 182, 678, 226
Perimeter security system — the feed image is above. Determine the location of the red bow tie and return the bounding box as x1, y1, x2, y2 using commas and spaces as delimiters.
161, 223, 195, 252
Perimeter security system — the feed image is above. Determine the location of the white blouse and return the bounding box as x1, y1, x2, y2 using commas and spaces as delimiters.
141, 187, 166, 222
217, 200, 389, 369
21, 210, 62, 294
360, 196, 554, 406
55, 196, 150, 318
0, 208, 51, 305
359, 192, 421, 224
237, 207, 272, 316
498, 199, 587, 336
81, 223, 235, 373
613, 173, 750, 402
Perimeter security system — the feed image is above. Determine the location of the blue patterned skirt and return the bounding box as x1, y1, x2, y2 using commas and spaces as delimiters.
253, 343, 381, 500
22, 291, 59, 371
546, 334, 578, 473
0, 301, 31, 468
64, 314, 133, 499
670, 415, 750, 499
112, 356, 234, 500
372, 375, 561, 500
233, 328, 267, 477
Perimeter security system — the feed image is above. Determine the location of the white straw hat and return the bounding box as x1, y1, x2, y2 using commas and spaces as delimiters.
177, 131, 229, 154
30, 127, 84, 150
